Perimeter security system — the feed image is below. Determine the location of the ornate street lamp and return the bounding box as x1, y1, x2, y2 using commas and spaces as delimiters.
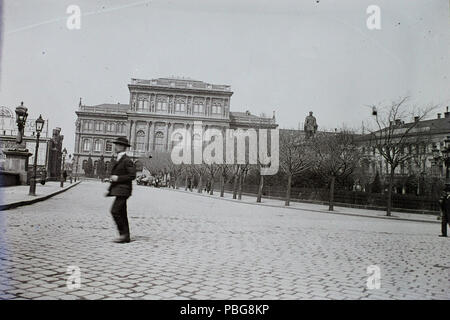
60, 147, 67, 187
15, 102, 28, 144
29, 114, 45, 196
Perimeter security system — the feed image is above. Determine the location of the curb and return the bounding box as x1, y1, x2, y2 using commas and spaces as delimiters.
0, 181, 82, 211
155, 186, 440, 224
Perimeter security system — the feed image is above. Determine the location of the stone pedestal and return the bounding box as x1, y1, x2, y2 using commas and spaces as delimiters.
2, 149, 32, 185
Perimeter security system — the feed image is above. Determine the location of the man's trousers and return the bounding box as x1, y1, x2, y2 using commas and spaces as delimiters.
442, 212, 449, 237
111, 196, 130, 236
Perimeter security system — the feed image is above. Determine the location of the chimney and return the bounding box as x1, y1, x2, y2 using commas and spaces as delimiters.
437, 113, 441, 119
414, 116, 419, 122
445, 106, 450, 119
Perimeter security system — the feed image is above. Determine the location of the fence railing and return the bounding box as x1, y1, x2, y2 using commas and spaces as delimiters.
214, 183, 441, 213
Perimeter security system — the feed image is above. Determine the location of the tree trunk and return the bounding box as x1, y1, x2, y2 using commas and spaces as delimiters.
257, 173, 264, 203
233, 167, 239, 199
220, 173, 225, 197
197, 175, 202, 193
416, 175, 420, 196
238, 171, 244, 200
329, 176, 335, 211
285, 174, 292, 206
185, 176, 188, 191
387, 168, 395, 216
210, 178, 214, 195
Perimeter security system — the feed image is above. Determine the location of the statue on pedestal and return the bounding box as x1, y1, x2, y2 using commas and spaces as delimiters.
304, 111, 318, 139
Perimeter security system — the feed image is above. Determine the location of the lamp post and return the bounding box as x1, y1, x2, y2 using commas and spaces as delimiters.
443, 136, 450, 182
60, 148, 67, 187
29, 115, 45, 196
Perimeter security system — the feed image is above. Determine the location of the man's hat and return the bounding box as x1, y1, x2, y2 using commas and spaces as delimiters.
112, 136, 131, 147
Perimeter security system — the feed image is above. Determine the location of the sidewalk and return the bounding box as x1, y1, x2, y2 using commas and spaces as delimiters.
0, 181, 81, 211
164, 186, 440, 224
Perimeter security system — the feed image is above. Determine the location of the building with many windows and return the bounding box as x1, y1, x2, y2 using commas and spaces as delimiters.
356, 108, 450, 193
73, 77, 277, 176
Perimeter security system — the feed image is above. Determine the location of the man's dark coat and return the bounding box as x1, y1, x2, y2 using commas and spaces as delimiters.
107, 154, 136, 197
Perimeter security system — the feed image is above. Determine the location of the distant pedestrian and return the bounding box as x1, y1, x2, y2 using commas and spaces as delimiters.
106, 137, 136, 244
438, 183, 450, 238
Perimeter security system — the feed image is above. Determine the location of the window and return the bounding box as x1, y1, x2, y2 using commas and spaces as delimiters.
193, 103, 204, 113
95, 122, 103, 131
105, 141, 113, 152
212, 105, 222, 114
175, 102, 186, 112
155, 131, 165, 152
107, 122, 115, 132
136, 130, 146, 151
137, 100, 149, 112
83, 139, 91, 152
94, 139, 102, 152
156, 100, 168, 111
83, 121, 93, 131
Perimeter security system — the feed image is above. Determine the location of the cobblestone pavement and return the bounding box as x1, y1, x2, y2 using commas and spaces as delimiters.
0, 181, 449, 300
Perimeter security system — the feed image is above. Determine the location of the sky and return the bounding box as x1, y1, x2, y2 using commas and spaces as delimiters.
0, 0, 449, 154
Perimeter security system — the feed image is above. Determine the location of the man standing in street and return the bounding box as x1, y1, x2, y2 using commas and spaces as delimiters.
106, 137, 136, 243
438, 183, 450, 237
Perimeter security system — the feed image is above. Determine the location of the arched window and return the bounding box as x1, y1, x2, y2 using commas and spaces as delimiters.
95, 122, 103, 131
136, 130, 146, 151
83, 139, 91, 152
107, 122, 115, 132
155, 131, 165, 152
94, 139, 102, 152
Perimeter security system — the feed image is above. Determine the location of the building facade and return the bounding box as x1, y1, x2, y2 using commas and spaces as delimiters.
73, 77, 277, 176
357, 109, 450, 192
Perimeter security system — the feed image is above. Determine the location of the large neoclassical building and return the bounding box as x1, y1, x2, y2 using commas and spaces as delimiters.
73, 77, 277, 175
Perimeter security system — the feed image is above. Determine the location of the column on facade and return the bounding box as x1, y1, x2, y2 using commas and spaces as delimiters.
152, 94, 156, 112
130, 120, 137, 150
166, 122, 173, 151
145, 121, 151, 151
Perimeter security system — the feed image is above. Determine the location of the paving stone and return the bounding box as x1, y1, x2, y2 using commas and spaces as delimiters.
1, 181, 448, 300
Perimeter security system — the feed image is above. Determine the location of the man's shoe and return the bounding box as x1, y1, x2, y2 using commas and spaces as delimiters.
114, 235, 131, 243
438, 235, 447, 237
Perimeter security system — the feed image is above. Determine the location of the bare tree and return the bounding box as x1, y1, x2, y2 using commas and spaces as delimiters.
313, 130, 361, 211
366, 97, 436, 215
219, 164, 231, 197
192, 164, 208, 193
279, 130, 314, 206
